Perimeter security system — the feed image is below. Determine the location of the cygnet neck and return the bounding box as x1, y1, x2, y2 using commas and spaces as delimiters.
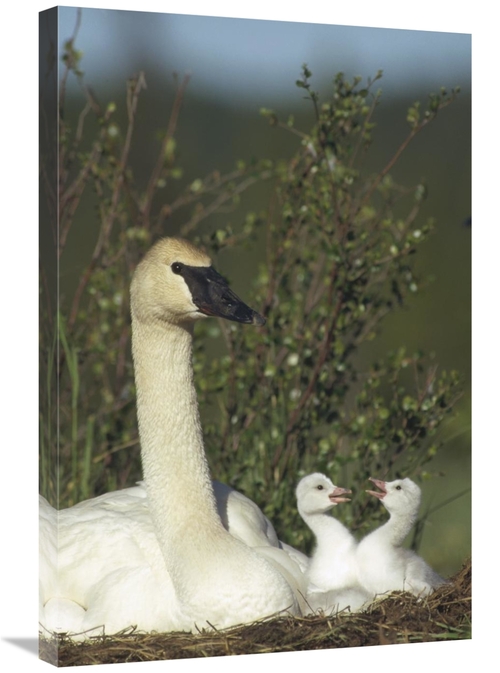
377, 509, 417, 547
300, 508, 349, 543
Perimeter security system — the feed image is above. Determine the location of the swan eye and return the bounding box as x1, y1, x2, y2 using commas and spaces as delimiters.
171, 262, 183, 275
317, 485, 324, 490
395, 485, 402, 491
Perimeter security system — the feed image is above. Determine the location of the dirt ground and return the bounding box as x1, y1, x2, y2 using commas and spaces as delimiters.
39, 557, 471, 666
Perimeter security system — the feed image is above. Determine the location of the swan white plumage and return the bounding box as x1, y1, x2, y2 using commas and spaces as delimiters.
39, 480, 304, 636
296, 473, 370, 614
356, 477, 447, 599
39, 237, 308, 638
213, 480, 280, 547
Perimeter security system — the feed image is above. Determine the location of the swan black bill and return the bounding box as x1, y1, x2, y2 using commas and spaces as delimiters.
177, 263, 266, 326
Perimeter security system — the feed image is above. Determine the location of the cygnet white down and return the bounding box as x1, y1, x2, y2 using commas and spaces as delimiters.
356, 477, 448, 599
296, 473, 370, 614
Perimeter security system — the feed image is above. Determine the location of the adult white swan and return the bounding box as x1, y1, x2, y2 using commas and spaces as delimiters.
296, 473, 370, 614
356, 477, 447, 599
39, 237, 307, 638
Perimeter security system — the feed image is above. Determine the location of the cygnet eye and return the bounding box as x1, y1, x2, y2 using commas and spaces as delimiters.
395, 485, 402, 491
317, 485, 324, 490
171, 262, 183, 275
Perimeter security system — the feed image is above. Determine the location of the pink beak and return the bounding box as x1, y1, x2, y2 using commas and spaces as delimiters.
329, 486, 352, 504
366, 477, 387, 500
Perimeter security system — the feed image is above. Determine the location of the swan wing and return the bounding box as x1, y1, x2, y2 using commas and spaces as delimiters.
213, 480, 280, 547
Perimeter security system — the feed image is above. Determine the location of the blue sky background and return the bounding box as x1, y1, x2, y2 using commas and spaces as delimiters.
58, 6, 471, 106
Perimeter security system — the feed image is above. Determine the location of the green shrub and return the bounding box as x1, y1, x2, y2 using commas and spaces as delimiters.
40, 40, 462, 557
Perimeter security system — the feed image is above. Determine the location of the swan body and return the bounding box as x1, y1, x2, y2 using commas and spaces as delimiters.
213, 480, 280, 548
356, 477, 447, 599
39, 237, 307, 638
40, 480, 305, 636
296, 473, 370, 614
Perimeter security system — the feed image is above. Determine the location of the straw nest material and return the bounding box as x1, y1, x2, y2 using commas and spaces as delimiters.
39, 557, 471, 666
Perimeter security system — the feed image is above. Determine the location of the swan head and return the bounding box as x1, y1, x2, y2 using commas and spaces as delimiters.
366, 477, 421, 517
131, 237, 265, 326
296, 473, 352, 516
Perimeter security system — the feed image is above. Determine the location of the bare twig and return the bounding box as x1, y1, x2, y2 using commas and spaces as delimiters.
360, 95, 458, 208
141, 74, 190, 229
68, 73, 146, 329
179, 171, 273, 237
59, 8, 82, 116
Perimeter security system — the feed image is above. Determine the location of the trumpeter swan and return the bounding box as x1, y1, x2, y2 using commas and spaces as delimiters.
39, 237, 307, 638
356, 477, 447, 599
296, 473, 370, 613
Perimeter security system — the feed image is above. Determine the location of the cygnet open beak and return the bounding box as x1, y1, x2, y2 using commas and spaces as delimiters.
366, 477, 387, 500
329, 486, 352, 504
184, 265, 266, 326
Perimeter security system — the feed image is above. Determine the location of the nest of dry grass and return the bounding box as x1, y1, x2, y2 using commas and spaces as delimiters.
39, 557, 471, 667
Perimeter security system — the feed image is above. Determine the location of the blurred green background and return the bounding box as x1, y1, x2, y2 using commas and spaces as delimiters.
53, 7, 470, 575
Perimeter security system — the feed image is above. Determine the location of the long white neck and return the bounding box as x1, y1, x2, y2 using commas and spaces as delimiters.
374, 509, 417, 547
300, 509, 352, 549
302, 508, 358, 591
131, 317, 227, 585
